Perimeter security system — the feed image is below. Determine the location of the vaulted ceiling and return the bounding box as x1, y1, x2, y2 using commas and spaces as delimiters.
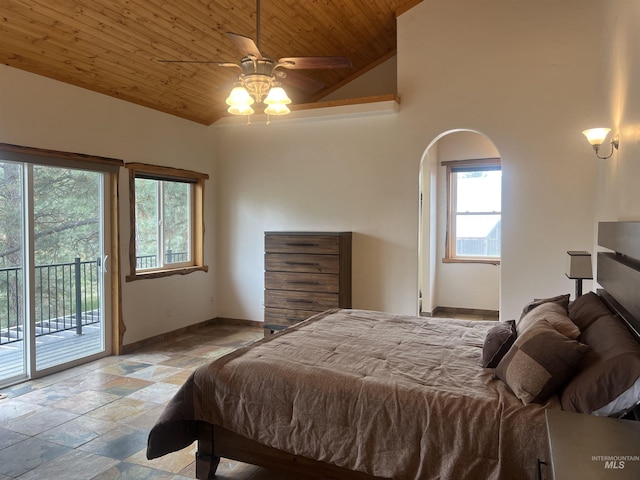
0, 1, 421, 125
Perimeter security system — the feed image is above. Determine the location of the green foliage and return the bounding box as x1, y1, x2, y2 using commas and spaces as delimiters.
33, 165, 101, 264
0, 162, 23, 268
162, 180, 190, 257
134, 178, 190, 264
135, 178, 159, 257
0, 161, 102, 267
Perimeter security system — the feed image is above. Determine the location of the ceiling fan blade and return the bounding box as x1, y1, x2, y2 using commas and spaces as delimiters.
158, 60, 218, 64
226, 32, 263, 59
278, 56, 352, 70
157, 59, 242, 73
282, 70, 326, 94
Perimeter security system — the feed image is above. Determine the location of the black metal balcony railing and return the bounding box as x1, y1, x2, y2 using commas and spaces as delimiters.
0, 258, 101, 346
1, 251, 189, 346
136, 250, 189, 270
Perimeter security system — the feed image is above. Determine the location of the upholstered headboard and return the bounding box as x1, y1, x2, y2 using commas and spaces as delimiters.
597, 221, 640, 338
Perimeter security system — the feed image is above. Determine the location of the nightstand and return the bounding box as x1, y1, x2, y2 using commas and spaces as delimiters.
545, 409, 640, 479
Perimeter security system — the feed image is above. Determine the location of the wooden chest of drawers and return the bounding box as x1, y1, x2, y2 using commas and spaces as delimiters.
264, 232, 352, 330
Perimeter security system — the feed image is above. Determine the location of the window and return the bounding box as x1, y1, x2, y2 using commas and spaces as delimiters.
442, 158, 501, 264
126, 163, 208, 280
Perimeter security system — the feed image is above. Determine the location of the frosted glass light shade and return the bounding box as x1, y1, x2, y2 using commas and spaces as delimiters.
225, 86, 254, 107
264, 86, 291, 105
582, 128, 611, 146
227, 104, 255, 115
264, 103, 291, 115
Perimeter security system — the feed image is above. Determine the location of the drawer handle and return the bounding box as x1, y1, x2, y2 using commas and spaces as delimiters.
285, 261, 320, 267
285, 242, 320, 247
286, 281, 320, 285
287, 299, 314, 304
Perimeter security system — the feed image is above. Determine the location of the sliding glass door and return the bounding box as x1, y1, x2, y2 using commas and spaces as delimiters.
0, 160, 110, 386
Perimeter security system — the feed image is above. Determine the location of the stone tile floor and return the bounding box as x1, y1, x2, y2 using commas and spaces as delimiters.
0, 324, 297, 480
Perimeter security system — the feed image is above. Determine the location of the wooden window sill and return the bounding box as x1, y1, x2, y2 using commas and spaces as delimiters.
442, 258, 500, 266
126, 265, 208, 282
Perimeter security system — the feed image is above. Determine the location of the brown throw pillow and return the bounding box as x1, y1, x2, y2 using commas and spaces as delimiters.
495, 319, 589, 405
560, 314, 640, 415
482, 320, 517, 368
517, 302, 580, 339
567, 291, 612, 332
519, 293, 570, 320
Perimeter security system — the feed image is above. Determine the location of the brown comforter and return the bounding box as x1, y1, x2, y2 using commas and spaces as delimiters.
148, 309, 558, 479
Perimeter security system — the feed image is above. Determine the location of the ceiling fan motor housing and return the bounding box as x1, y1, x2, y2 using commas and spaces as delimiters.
240, 57, 278, 103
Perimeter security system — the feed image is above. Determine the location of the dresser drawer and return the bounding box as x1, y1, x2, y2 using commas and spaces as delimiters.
264, 307, 319, 325
265, 271, 339, 293
265, 234, 340, 255
265, 290, 339, 311
265, 253, 339, 274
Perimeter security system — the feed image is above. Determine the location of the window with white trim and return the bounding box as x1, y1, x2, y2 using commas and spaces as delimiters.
443, 158, 501, 264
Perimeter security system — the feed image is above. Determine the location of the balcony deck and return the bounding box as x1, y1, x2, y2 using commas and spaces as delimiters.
0, 323, 102, 384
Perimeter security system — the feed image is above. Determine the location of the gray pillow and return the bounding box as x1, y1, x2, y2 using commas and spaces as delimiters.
567, 292, 612, 332
482, 320, 516, 368
519, 293, 570, 320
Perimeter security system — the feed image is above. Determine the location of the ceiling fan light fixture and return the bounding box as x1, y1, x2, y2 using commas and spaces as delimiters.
158, 0, 352, 124
226, 77, 291, 119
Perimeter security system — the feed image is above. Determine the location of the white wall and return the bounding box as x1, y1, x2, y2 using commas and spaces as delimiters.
596, 1, 640, 224
397, 0, 602, 319
211, 110, 416, 319
0, 65, 217, 346
431, 131, 501, 312
320, 57, 397, 102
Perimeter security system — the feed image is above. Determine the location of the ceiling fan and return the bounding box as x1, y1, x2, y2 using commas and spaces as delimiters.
159, 0, 352, 118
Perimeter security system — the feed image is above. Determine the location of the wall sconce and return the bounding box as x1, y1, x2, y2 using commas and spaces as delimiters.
582, 128, 619, 159
566, 251, 593, 299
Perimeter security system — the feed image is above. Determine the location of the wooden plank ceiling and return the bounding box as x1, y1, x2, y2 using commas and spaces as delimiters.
0, 0, 421, 125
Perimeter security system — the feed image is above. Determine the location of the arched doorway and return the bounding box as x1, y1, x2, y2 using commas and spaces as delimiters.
418, 130, 502, 317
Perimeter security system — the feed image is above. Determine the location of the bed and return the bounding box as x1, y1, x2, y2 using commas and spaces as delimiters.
147, 221, 640, 480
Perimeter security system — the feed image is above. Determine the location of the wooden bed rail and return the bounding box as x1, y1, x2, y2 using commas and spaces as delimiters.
196, 423, 388, 480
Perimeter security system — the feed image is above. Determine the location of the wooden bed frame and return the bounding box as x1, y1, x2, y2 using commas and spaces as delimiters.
193, 221, 640, 480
